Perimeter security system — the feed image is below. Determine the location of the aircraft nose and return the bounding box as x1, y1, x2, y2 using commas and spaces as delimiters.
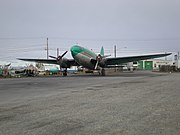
71, 46, 79, 57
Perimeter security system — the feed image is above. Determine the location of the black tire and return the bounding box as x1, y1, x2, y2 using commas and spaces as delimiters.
101, 69, 105, 76
63, 70, 67, 76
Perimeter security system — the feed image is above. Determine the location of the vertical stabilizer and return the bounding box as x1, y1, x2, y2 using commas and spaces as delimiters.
100, 46, 104, 56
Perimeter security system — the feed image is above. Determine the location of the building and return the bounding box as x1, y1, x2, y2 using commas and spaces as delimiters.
175, 60, 180, 69
174, 53, 180, 69
137, 59, 173, 71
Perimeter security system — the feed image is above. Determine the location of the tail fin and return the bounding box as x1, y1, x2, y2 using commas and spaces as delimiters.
100, 46, 104, 57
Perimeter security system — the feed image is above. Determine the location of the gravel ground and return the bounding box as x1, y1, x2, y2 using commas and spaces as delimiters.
0, 71, 180, 135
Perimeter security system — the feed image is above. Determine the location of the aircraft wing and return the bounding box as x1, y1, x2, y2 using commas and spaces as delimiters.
17, 58, 79, 67
17, 58, 58, 64
104, 53, 172, 66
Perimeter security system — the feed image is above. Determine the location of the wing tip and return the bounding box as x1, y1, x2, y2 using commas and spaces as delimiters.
165, 53, 172, 56
17, 58, 26, 61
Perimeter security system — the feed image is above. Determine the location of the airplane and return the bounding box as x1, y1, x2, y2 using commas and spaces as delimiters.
18, 45, 171, 76
0, 63, 11, 70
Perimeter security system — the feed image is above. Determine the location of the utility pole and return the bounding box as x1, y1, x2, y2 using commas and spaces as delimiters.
114, 45, 116, 58
57, 48, 61, 72
178, 51, 180, 60
114, 45, 117, 72
46, 38, 49, 59
57, 48, 59, 57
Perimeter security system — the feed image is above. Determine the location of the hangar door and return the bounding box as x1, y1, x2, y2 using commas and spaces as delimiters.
144, 61, 153, 70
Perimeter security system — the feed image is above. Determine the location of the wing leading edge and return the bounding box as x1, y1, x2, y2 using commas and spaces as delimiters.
104, 53, 172, 66
17, 58, 79, 67
17, 58, 57, 64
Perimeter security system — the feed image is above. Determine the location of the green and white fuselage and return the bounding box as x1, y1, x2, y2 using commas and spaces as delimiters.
71, 45, 98, 69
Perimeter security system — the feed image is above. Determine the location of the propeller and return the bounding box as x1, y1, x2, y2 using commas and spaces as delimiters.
94, 54, 102, 70
49, 51, 68, 64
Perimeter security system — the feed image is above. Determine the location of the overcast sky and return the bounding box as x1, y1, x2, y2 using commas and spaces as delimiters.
0, 0, 180, 65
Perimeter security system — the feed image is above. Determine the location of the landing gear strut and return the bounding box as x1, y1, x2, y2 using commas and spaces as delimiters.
101, 68, 105, 76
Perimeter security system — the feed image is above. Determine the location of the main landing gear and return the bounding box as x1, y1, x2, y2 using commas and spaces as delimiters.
62, 69, 67, 76
98, 68, 105, 76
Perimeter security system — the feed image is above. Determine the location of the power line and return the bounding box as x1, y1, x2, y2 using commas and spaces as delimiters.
47, 37, 180, 42
1, 36, 180, 42
0, 37, 46, 40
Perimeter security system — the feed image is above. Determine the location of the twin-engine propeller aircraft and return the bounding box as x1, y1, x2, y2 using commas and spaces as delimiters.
18, 45, 171, 76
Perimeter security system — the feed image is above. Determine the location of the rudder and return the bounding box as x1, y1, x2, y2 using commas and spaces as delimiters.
100, 46, 104, 56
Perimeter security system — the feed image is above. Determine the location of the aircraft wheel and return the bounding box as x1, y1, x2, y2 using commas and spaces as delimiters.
63, 69, 67, 76
101, 68, 105, 76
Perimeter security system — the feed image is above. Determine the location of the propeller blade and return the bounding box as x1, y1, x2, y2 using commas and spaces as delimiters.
94, 54, 102, 69
49, 51, 68, 59
94, 61, 99, 70
61, 51, 68, 58
49, 55, 57, 59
